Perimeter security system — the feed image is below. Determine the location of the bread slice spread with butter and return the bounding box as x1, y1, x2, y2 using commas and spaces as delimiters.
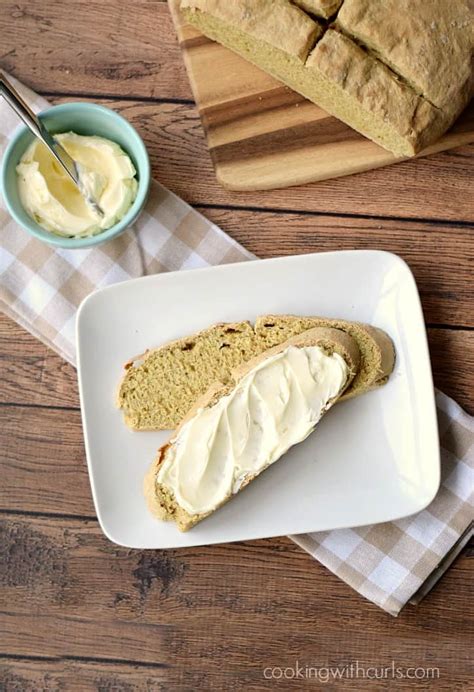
117, 314, 394, 430
180, 0, 473, 157
144, 326, 360, 531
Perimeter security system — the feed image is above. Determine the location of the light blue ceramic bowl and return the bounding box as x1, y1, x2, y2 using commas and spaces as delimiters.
1, 102, 150, 249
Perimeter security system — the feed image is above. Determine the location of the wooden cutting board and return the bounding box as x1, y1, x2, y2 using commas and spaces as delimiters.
168, 0, 474, 191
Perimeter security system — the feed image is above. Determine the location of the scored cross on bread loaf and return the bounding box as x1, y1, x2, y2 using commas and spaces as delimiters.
181, 0, 473, 156
144, 326, 360, 531
117, 314, 395, 431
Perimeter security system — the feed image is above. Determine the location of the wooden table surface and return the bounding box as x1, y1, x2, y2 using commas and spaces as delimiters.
1, 1, 473, 689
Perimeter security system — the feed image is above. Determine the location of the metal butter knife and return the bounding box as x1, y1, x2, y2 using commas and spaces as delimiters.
0, 71, 104, 218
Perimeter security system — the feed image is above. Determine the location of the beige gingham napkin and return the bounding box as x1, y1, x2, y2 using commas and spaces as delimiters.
1, 77, 473, 616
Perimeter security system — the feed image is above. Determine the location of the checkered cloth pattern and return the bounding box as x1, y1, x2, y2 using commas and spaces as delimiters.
1, 77, 473, 616
292, 391, 473, 614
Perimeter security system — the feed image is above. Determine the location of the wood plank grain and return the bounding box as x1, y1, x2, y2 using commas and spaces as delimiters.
0, 327, 472, 518
0, 1, 192, 101
0, 514, 472, 690
51, 97, 472, 224
168, 0, 474, 190
0, 405, 93, 517
0, 613, 168, 668
0, 656, 465, 692
427, 329, 474, 413
0, 314, 79, 408
0, 659, 168, 692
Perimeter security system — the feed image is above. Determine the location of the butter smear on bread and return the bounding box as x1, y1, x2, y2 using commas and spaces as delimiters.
144, 326, 362, 530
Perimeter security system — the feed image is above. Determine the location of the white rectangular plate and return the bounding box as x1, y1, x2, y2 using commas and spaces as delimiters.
77, 250, 440, 548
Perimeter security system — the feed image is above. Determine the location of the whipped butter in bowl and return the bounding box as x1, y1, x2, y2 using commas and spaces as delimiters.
17, 133, 138, 238
1, 102, 150, 249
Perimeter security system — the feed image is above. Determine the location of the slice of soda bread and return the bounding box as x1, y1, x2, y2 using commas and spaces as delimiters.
144, 326, 360, 531
117, 314, 395, 431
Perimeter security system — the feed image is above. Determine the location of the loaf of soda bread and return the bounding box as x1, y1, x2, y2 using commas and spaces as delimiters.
144, 326, 360, 531
117, 314, 395, 430
180, 0, 473, 156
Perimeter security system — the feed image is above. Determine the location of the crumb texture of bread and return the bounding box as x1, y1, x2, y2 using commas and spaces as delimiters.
180, 0, 473, 156
180, 0, 324, 121
181, 0, 321, 61
118, 314, 395, 431
305, 30, 445, 157
117, 321, 259, 430
144, 326, 360, 531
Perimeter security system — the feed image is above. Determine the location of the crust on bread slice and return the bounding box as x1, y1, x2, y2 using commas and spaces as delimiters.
144, 326, 360, 531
